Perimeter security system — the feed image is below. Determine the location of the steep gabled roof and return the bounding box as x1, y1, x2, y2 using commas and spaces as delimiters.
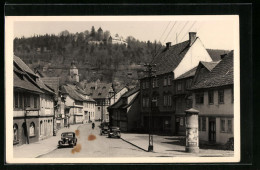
206, 49, 230, 61
83, 82, 113, 99
13, 66, 43, 94
13, 55, 38, 77
151, 40, 191, 76
121, 87, 140, 98
41, 77, 60, 93
176, 66, 197, 80
61, 84, 85, 101
191, 51, 233, 90
200, 61, 220, 71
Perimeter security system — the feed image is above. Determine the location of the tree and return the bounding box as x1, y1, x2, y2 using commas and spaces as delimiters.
90, 26, 96, 39
104, 31, 111, 40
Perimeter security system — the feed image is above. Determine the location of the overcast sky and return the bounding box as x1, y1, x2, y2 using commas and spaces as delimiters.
13, 17, 237, 50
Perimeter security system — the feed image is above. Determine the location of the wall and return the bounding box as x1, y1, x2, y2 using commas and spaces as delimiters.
40, 94, 54, 116
38, 117, 53, 140
174, 38, 212, 78
193, 87, 234, 143
126, 94, 140, 131
13, 117, 39, 145
193, 88, 233, 117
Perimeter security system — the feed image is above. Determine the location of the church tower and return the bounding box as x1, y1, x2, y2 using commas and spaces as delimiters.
69, 60, 79, 83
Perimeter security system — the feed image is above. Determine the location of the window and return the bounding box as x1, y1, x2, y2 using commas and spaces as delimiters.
29, 122, 35, 136
152, 78, 156, 88
13, 124, 18, 142
186, 79, 192, 89
227, 119, 232, 133
26, 95, 31, 108
208, 90, 214, 104
152, 97, 158, 107
146, 81, 150, 88
167, 95, 172, 106
155, 78, 159, 87
164, 77, 167, 86
19, 93, 23, 108
78, 108, 82, 113
14, 92, 19, 108
163, 95, 167, 106
180, 118, 184, 126
177, 82, 182, 91
218, 89, 224, 104
195, 93, 204, 104
98, 107, 100, 111
168, 75, 172, 85
142, 98, 146, 107
146, 98, 149, 107
221, 119, 225, 132
142, 82, 146, 89
34, 95, 38, 108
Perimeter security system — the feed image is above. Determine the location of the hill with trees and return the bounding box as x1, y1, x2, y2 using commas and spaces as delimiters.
13, 26, 162, 90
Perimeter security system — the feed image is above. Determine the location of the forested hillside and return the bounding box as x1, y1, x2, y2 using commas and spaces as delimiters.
13, 26, 162, 89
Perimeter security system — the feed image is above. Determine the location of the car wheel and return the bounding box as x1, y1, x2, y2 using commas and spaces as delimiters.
74, 142, 77, 146
108, 135, 111, 138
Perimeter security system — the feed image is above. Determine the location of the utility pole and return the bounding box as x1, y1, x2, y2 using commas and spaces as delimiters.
144, 63, 156, 152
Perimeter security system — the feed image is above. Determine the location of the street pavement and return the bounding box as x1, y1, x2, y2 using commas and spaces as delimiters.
13, 122, 234, 158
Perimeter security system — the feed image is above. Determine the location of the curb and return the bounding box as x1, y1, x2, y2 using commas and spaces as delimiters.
121, 137, 148, 152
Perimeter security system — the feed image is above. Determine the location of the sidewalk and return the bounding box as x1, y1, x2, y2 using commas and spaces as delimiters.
120, 133, 234, 157
13, 124, 82, 158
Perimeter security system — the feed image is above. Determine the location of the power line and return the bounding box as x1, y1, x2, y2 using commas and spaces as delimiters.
179, 21, 197, 42
158, 21, 171, 43
150, 21, 177, 62
176, 21, 189, 39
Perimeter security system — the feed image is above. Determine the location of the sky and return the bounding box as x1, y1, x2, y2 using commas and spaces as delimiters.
13, 17, 238, 50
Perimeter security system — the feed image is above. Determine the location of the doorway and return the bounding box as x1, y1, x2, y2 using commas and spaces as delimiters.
208, 117, 216, 142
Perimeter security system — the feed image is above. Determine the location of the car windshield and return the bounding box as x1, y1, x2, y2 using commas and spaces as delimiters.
62, 133, 74, 138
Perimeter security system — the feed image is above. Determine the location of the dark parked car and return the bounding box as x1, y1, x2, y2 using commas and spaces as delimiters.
58, 132, 77, 147
108, 126, 121, 138
99, 122, 109, 135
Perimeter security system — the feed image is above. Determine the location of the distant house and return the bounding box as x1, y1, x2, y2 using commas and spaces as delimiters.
190, 51, 234, 144
139, 32, 212, 135
60, 84, 96, 124
13, 56, 55, 145
108, 87, 140, 132
108, 35, 128, 47
109, 86, 129, 106
82, 80, 115, 122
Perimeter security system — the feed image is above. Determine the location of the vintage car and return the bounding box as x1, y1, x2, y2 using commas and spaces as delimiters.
108, 126, 121, 138
99, 122, 109, 135
58, 132, 77, 147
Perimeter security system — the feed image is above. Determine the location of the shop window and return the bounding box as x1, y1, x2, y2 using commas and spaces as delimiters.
227, 119, 232, 133
208, 90, 214, 104
29, 122, 35, 137
195, 93, 204, 104
202, 117, 206, 131
14, 92, 19, 108
220, 119, 225, 132
218, 89, 224, 104
13, 124, 18, 142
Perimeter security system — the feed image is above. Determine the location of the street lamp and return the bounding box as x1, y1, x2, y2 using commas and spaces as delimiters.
144, 63, 156, 152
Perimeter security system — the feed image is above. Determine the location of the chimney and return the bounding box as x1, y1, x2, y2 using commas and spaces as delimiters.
220, 53, 227, 59
166, 42, 171, 49
189, 32, 197, 46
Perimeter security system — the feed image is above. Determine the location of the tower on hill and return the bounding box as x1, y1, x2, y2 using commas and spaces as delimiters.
68, 60, 79, 83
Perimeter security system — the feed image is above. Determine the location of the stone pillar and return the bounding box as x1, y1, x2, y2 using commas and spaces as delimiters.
185, 108, 199, 153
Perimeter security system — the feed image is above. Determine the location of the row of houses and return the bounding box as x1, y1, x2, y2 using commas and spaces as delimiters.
108, 32, 234, 144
